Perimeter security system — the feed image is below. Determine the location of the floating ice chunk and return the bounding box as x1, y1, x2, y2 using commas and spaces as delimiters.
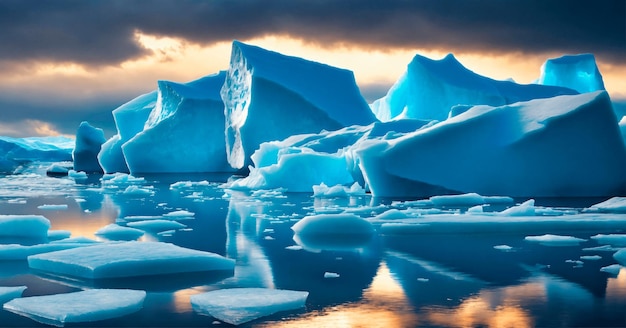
73, 121, 106, 173
3, 289, 146, 327
28, 241, 234, 279
292, 214, 374, 236
101, 173, 145, 186
163, 210, 195, 218
67, 170, 87, 180
46, 162, 72, 177
285, 245, 303, 251
613, 249, 626, 267
600, 264, 622, 275
123, 72, 235, 174
37, 204, 68, 210
359, 92, 626, 197
370, 53, 576, 122
126, 220, 186, 232
95, 224, 144, 241
50, 236, 98, 244
0, 286, 26, 304
430, 193, 513, 207
580, 255, 602, 261
0, 243, 97, 261
312, 182, 365, 197
324, 272, 340, 278
169, 180, 211, 190
538, 54, 605, 93
590, 234, 626, 247
524, 234, 586, 246
499, 200, 536, 216
566, 259, 584, 268
190, 288, 308, 325
417, 278, 430, 282
585, 197, 626, 213
47, 230, 71, 241
493, 245, 513, 251
467, 205, 483, 213
0, 215, 50, 238
122, 185, 154, 196
222, 41, 375, 169
582, 245, 620, 252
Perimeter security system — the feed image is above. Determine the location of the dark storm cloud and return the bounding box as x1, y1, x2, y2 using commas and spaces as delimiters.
0, 0, 624, 66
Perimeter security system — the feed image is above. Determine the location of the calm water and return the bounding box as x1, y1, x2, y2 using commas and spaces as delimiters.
0, 164, 625, 327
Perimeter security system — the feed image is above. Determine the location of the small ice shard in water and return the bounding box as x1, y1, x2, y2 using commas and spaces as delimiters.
417, 278, 430, 282
612, 249, 626, 267
94, 224, 144, 241
524, 234, 586, 246
292, 214, 374, 236
324, 272, 340, 278
122, 185, 154, 196
37, 204, 68, 210
493, 245, 513, 251
600, 264, 622, 276
580, 255, 602, 261
126, 219, 186, 232
28, 241, 235, 279
3, 289, 146, 327
585, 197, 626, 213
590, 234, 626, 247
312, 182, 366, 197
0, 286, 27, 304
190, 288, 308, 325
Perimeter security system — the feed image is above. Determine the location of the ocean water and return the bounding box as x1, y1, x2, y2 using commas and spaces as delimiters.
0, 164, 625, 327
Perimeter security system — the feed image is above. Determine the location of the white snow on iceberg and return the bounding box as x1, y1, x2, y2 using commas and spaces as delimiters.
358, 91, 626, 198
3, 289, 146, 327
370, 53, 577, 122
190, 288, 308, 325
28, 241, 235, 279
221, 41, 376, 170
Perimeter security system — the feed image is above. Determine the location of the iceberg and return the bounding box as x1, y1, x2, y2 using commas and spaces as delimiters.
613, 249, 626, 267
370, 53, 577, 122
0, 286, 26, 304
585, 197, 626, 213
358, 91, 626, 198
3, 289, 146, 327
222, 41, 376, 170
190, 288, 308, 325
72, 121, 106, 173
0, 136, 73, 173
98, 91, 157, 174
0, 215, 50, 239
28, 241, 235, 279
122, 72, 235, 174
94, 224, 144, 241
537, 54, 605, 93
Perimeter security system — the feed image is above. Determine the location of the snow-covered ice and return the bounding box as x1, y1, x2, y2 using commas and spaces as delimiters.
312, 182, 366, 197
190, 288, 308, 325
72, 121, 106, 173
524, 234, 587, 246
429, 193, 513, 207
370, 53, 576, 122
359, 91, 626, 197
221, 41, 375, 170
324, 272, 340, 278
3, 289, 146, 327
580, 255, 602, 261
0, 286, 26, 304
28, 241, 235, 279
493, 245, 513, 251
94, 224, 144, 241
0, 215, 50, 239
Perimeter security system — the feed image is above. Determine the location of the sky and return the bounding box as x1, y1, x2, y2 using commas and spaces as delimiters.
0, 0, 624, 138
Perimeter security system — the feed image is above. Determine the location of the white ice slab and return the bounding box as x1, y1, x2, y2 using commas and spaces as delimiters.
292, 214, 374, 236
95, 224, 144, 240
0, 215, 50, 238
28, 241, 235, 279
600, 264, 622, 275
126, 220, 186, 231
0, 243, 97, 261
585, 197, 626, 213
0, 286, 27, 304
3, 289, 145, 327
524, 234, 586, 246
190, 288, 308, 325
590, 234, 626, 247
37, 204, 68, 210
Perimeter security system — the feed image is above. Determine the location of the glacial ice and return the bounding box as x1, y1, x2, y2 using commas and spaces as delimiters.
122, 72, 235, 174
537, 54, 605, 93
0, 215, 50, 239
190, 288, 308, 325
3, 289, 146, 327
28, 241, 235, 279
0, 136, 73, 173
524, 234, 587, 246
0, 286, 26, 304
94, 224, 144, 241
370, 53, 577, 122
221, 41, 376, 170
98, 91, 157, 174
72, 121, 106, 173
358, 91, 626, 198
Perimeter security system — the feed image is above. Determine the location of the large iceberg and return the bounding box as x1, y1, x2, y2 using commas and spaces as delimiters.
221, 41, 377, 170
0, 215, 50, 239
370, 53, 577, 122
358, 91, 626, 198
190, 288, 309, 325
537, 54, 605, 94
122, 72, 235, 174
0, 136, 73, 173
98, 91, 157, 174
28, 241, 235, 279
73, 121, 106, 173
3, 289, 146, 327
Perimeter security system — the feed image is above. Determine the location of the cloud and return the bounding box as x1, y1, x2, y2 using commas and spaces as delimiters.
1, 0, 624, 67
